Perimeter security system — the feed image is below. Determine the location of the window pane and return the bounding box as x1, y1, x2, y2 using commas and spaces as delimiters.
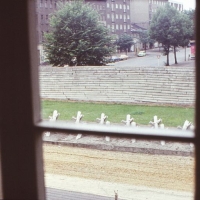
36, 0, 196, 199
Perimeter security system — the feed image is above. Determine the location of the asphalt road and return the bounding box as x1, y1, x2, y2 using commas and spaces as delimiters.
109, 47, 194, 67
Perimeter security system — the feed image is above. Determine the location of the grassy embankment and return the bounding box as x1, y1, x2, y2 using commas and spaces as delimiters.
42, 100, 194, 128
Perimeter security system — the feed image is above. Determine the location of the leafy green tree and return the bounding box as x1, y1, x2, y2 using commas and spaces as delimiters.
115, 34, 134, 52
183, 9, 195, 40
138, 30, 153, 50
44, 0, 115, 66
170, 12, 193, 63
150, 4, 194, 65
149, 4, 179, 66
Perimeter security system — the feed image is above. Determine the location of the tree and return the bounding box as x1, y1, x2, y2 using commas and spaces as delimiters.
115, 34, 134, 52
149, 4, 193, 66
149, 4, 179, 66
170, 12, 193, 63
44, 0, 115, 66
138, 30, 153, 50
183, 9, 195, 40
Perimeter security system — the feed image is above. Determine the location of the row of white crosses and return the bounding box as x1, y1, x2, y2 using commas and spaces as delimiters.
45, 110, 195, 147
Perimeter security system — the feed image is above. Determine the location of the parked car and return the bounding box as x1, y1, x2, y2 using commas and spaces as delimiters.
137, 51, 146, 57
108, 56, 120, 63
119, 54, 129, 60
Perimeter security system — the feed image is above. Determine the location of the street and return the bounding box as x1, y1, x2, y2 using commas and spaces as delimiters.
109, 47, 194, 67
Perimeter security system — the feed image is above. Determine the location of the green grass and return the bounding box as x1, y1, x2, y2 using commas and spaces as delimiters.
41, 100, 194, 127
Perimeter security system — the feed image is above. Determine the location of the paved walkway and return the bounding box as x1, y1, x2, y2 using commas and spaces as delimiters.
46, 187, 116, 200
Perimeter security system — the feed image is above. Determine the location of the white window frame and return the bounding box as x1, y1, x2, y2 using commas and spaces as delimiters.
0, 1, 199, 200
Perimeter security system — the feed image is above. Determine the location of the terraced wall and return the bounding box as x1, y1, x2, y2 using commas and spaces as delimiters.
39, 66, 195, 106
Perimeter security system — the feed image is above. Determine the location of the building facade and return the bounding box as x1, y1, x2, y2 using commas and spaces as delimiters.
130, 0, 183, 30
149, 0, 183, 22
36, 0, 131, 44
36, 0, 131, 63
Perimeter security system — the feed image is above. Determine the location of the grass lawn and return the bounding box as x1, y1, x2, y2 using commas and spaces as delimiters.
41, 100, 194, 128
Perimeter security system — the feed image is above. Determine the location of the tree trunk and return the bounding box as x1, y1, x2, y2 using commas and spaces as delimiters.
174, 46, 178, 64
166, 53, 169, 66
185, 46, 187, 61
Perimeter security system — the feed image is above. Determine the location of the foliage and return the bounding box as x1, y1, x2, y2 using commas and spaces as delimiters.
42, 100, 194, 127
138, 30, 154, 50
183, 9, 195, 40
170, 12, 193, 63
149, 4, 194, 66
115, 34, 134, 52
44, 0, 115, 66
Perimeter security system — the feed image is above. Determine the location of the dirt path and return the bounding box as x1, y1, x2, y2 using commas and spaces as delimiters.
43, 143, 194, 193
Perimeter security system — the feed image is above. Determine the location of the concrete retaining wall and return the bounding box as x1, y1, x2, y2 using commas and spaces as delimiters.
40, 66, 195, 105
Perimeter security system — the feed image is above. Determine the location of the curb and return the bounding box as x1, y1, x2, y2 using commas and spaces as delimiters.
43, 134, 194, 157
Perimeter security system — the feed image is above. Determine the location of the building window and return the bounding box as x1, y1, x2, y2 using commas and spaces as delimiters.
112, 13, 115, 21
124, 14, 126, 22
111, 3, 114, 11
116, 4, 118, 9
116, 24, 119, 29
124, 24, 126, 31
50, 0, 52, 8
120, 24, 123, 29
107, 13, 110, 19
120, 4, 122, 9
120, 14, 122, 19
41, 15, 43, 24
112, 23, 115, 32
40, 0, 43, 7
107, 2, 109, 8
45, 0, 47, 8
46, 15, 48, 23
42, 31, 44, 41
116, 14, 118, 19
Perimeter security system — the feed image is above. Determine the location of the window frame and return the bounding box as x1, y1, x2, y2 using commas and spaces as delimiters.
0, 0, 199, 200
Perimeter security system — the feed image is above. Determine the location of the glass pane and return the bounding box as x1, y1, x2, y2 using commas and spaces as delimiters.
43, 135, 194, 200
36, 0, 196, 199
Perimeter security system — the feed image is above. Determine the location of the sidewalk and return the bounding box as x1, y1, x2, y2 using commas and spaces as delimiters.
168, 59, 195, 67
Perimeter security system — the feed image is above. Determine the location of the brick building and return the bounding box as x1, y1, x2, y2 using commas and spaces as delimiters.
36, 0, 132, 63
130, 0, 183, 30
